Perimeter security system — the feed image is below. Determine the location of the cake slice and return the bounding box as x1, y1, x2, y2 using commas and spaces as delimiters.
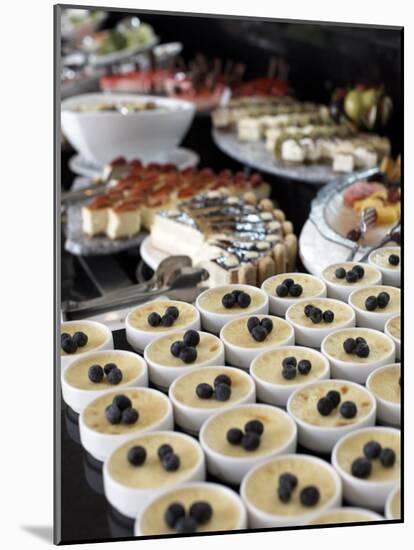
106, 200, 141, 240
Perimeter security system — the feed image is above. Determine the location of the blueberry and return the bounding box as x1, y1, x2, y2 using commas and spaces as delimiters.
355, 342, 370, 358
304, 304, 314, 317
107, 367, 123, 385
343, 338, 356, 354
222, 293, 236, 308
241, 431, 261, 451
326, 390, 341, 408
113, 394, 132, 411
61, 332, 71, 343
179, 346, 198, 363
105, 404, 121, 425
351, 457, 372, 478
161, 313, 175, 327
166, 306, 180, 319
226, 427, 243, 445
214, 374, 231, 387
297, 359, 312, 375
278, 485, 291, 503
104, 362, 117, 375
196, 383, 213, 399
164, 502, 186, 528
282, 356, 297, 368
289, 283, 303, 297
317, 397, 333, 416
379, 448, 396, 468
247, 316, 260, 333
175, 516, 197, 533
121, 407, 139, 425
215, 383, 231, 401
363, 440, 382, 460
244, 419, 264, 435
127, 445, 146, 466
345, 270, 358, 283
183, 330, 200, 347
61, 336, 77, 354
282, 365, 297, 380
261, 317, 274, 334
351, 265, 365, 279
238, 292, 251, 308
300, 486, 320, 507
388, 254, 400, 266
377, 292, 391, 309
365, 296, 378, 311
355, 337, 367, 345
310, 307, 323, 324
158, 444, 173, 460
322, 310, 335, 323
251, 325, 268, 342
162, 452, 180, 471
276, 284, 289, 297
170, 340, 184, 357
147, 312, 162, 327
282, 278, 294, 289
73, 331, 88, 347
340, 400, 357, 419
88, 364, 104, 383
335, 267, 346, 279
189, 501, 213, 525
279, 472, 298, 490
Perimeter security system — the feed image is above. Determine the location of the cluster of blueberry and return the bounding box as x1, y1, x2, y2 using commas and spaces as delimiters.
226, 419, 264, 451
147, 306, 180, 328
88, 362, 123, 385
335, 264, 365, 283
276, 278, 303, 298
364, 291, 391, 311
164, 500, 213, 533
247, 316, 273, 342
170, 330, 200, 364
343, 336, 370, 358
61, 331, 88, 354
281, 356, 312, 380
388, 254, 400, 266
105, 394, 139, 425
195, 373, 232, 401
351, 440, 396, 479
277, 472, 320, 507
128, 442, 181, 472
221, 289, 251, 309
317, 389, 357, 419
304, 304, 335, 324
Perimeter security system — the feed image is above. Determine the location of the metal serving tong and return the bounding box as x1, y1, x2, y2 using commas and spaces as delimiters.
357, 219, 401, 263
345, 208, 378, 261
61, 183, 108, 204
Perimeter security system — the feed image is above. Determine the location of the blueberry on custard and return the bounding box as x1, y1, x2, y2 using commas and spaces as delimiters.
147, 312, 162, 327
388, 254, 400, 266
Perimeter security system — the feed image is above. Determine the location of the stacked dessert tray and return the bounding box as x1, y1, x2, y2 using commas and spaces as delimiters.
60, 240, 401, 537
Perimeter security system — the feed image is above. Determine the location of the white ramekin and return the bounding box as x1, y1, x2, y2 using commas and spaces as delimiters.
287, 379, 377, 453
286, 298, 356, 348
261, 273, 327, 316
332, 426, 401, 511
240, 454, 342, 528
195, 284, 269, 335
169, 366, 256, 435
144, 331, 225, 392
250, 346, 330, 408
79, 388, 174, 462
384, 314, 401, 361
321, 262, 383, 302
348, 286, 401, 331
368, 246, 401, 287
125, 301, 201, 352
366, 364, 401, 427
60, 320, 114, 370
103, 431, 206, 519
199, 403, 297, 485
61, 350, 148, 414
385, 484, 401, 520
321, 327, 396, 384
306, 507, 384, 525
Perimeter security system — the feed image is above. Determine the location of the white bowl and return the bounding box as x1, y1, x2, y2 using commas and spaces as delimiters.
134, 482, 248, 536
306, 507, 384, 525
286, 298, 356, 349
384, 314, 401, 361
199, 403, 297, 485
385, 485, 401, 519
261, 273, 327, 316
61, 350, 148, 414
169, 366, 256, 435
321, 262, 382, 301
250, 346, 330, 407
240, 454, 342, 528
287, 379, 377, 453
195, 284, 269, 335
144, 331, 225, 392
103, 431, 206, 519
348, 285, 401, 331
332, 426, 401, 511
366, 364, 401, 427
125, 300, 200, 353
321, 327, 396, 384
60, 320, 113, 370
368, 246, 401, 287
61, 93, 195, 165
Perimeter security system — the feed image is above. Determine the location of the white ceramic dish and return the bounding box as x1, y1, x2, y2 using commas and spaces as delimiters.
385, 485, 401, 520
61, 350, 148, 413
368, 246, 401, 287
306, 507, 384, 525
384, 314, 401, 361
366, 364, 401, 427
321, 262, 382, 301
348, 285, 400, 331
60, 320, 113, 370
61, 93, 195, 165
